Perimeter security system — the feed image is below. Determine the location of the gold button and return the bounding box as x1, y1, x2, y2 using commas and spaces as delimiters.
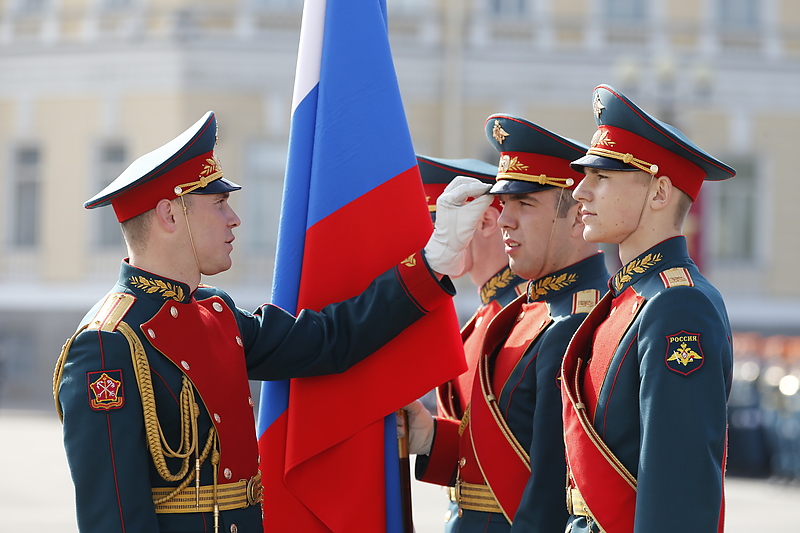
213, 302, 224, 313
444, 509, 452, 522
459, 457, 466, 467
230, 525, 238, 533
170, 306, 178, 318
181, 361, 190, 370
214, 413, 221, 423
248, 397, 255, 408
224, 468, 232, 479
236, 336, 243, 347
457, 508, 463, 518
147, 328, 156, 339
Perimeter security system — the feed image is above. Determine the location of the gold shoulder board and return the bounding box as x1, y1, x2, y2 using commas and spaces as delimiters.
86, 293, 136, 332
659, 267, 694, 289
572, 289, 601, 314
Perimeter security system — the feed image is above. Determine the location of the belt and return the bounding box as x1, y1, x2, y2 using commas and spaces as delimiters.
448, 481, 503, 514
153, 471, 262, 514
566, 487, 593, 518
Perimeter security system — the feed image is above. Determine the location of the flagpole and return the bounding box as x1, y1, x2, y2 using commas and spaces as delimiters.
397, 409, 414, 533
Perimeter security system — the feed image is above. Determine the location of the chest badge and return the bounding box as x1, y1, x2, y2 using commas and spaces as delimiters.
665, 331, 704, 376
87, 370, 125, 410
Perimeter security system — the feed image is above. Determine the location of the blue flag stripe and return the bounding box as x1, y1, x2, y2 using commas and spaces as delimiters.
305, 0, 417, 229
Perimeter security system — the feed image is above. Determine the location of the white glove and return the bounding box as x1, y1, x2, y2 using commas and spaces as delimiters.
423, 176, 493, 276
396, 400, 435, 455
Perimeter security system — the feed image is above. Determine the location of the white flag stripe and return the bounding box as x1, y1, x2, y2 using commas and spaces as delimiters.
291, 0, 327, 113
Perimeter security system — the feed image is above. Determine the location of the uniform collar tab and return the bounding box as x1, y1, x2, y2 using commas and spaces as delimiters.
479, 266, 526, 305
611, 236, 688, 295
120, 260, 193, 304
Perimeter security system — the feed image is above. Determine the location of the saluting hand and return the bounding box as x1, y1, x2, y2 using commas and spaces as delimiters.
423, 176, 493, 277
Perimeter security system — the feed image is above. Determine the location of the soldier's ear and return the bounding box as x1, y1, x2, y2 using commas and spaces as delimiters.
649, 176, 673, 212
153, 198, 180, 232
480, 205, 501, 235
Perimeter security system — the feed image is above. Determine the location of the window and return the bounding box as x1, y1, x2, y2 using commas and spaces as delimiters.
705, 157, 758, 263
10, 146, 41, 248
243, 141, 287, 256
719, 0, 760, 29
604, 0, 647, 23
94, 142, 127, 248
14, 0, 48, 15
489, 0, 527, 16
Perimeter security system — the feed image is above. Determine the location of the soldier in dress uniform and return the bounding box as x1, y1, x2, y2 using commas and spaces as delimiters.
406, 115, 609, 532
413, 154, 528, 525
53, 111, 493, 533
417, 154, 528, 410
561, 85, 735, 533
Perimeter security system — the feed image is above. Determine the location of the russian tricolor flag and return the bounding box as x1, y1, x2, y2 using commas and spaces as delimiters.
256, 0, 465, 530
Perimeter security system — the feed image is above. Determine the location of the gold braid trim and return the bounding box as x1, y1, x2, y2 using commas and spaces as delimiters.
117, 322, 218, 506
53, 325, 90, 422
54, 320, 220, 510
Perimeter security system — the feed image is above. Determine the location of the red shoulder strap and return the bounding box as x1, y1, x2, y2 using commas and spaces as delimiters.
561, 290, 638, 532
469, 302, 551, 522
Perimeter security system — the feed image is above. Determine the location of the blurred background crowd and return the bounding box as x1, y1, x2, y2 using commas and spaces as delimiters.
729, 332, 800, 481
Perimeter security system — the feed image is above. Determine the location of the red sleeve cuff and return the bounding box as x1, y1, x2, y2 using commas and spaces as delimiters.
417, 417, 461, 486
394, 251, 455, 314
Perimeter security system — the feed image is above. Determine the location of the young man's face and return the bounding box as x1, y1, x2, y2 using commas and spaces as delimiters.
497, 188, 576, 280
572, 167, 651, 244
185, 192, 241, 276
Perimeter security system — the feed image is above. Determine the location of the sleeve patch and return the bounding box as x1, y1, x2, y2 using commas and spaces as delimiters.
659, 267, 694, 289
572, 289, 601, 314
664, 331, 704, 376
87, 370, 125, 411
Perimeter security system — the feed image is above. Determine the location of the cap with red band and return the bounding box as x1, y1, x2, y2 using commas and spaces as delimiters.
85, 111, 241, 222
483, 114, 588, 196
416, 155, 499, 220
570, 85, 735, 201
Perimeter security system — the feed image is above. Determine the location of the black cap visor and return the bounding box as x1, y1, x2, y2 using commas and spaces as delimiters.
190, 177, 242, 195
569, 153, 641, 175
489, 179, 558, 196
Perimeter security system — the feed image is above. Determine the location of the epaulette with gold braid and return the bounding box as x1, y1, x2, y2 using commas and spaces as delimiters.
659, 267, 694, 289
571, 289, 601, 314
86, 293, 136, 332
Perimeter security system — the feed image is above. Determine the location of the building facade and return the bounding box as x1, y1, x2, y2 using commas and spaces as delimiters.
1, 0, 799, 408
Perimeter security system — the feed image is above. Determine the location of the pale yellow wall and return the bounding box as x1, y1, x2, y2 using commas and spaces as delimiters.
780, 0, 800, 26
686, 110, 729, 158
551, 0, 587, 17
754, 113, 800, 297
37, 98, 101, 282
522, 106, 596, 148
406, 101, 446, 157
666, 0, 702, 23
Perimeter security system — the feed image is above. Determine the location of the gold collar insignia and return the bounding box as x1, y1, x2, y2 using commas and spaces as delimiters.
129, 276, 186, 302
613, 253, 663, 293
528, 272, 578, 302
480, 267, 516, 305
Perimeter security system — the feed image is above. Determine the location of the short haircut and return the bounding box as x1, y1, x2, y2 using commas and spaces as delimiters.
555, 188, 578, 218
674, 188, 693, 227
119, 195, 195, 254
120, 210, 153, 254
